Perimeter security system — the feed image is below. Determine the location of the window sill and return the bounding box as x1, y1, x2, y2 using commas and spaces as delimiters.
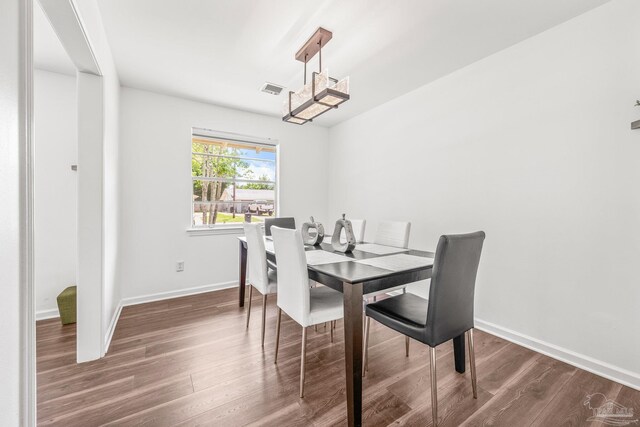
186, 227, 245, 236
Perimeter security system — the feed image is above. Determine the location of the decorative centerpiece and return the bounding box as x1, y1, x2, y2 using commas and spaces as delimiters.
302, 216, 324, 246
331, 214, 356, 253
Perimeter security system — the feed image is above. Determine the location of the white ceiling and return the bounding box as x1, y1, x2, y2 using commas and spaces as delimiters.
34, 1, 76, 76
37, 0, 610, 126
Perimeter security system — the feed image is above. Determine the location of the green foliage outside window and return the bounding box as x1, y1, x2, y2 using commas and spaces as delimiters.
191, 138, 276, 226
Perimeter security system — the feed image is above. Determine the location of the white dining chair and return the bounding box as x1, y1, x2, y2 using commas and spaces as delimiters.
325, 218, 366, 244
244, 223, 278, 348
365, 220, 413, 354
373, 220, 411, 248
271, 226, 344, 398
339, 218, 366, 243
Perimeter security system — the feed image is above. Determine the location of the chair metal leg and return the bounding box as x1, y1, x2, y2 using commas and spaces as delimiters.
430, 346, 438, 427
245, 286, 253, 329
468, 328, 478, 399
261, 294, 267, 348
362, 317, 371, 377
330, 321, 334, 343
274, 308, 282, 364
314, 324, 317, 332
300, 326, 307, 398
405, 336, 410, 357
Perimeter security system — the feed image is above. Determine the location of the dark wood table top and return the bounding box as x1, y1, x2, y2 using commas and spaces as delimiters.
238, 236, 435, 285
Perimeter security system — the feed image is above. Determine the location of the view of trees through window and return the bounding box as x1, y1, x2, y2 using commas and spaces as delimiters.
191, 134, 276, 227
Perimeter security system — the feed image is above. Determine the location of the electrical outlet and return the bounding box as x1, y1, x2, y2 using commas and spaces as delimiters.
176, 261, 184, 272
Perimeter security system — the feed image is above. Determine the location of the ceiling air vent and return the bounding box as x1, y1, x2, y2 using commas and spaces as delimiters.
261, 82, 284, 96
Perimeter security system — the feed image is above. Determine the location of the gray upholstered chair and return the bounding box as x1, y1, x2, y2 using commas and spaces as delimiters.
263, 217, 296, 271
264, 217, 296, 236
363, 231, 485, 427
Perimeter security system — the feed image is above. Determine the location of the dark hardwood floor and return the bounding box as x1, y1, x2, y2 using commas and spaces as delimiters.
37, 288, 639, 426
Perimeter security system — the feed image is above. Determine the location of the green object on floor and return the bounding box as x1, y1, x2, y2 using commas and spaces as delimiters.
57, 286, 77, 325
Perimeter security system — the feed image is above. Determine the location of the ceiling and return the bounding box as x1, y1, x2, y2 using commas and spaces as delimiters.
36, 0, 610, 126
34, 1, 76, 76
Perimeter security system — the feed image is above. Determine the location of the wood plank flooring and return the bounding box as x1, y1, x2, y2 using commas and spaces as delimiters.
37, 288, 639, 426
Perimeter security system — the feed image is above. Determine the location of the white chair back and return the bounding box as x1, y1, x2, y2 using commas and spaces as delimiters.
339, 219, 366, 243
244, 223, 269, 293
351, 219, 366, 243
374, 220, 411, 248
271, 226, 311, 326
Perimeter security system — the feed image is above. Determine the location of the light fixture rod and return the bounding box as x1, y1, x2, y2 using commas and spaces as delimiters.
318, 39, 322, 72
304, 53, 307, 85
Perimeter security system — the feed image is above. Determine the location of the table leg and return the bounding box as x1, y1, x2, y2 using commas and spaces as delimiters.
238, 240, 247, 307
343, 282, 364, 427
453, 333, 466, 373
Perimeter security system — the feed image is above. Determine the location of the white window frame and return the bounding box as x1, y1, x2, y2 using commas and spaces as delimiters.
187, 128, 279, 235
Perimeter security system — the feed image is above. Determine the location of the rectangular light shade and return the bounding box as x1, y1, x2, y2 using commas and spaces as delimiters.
283, 70, 349, 124
284, 116, 307, 125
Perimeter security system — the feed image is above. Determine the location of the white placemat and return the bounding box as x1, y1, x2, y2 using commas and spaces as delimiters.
305, 250, 352, 265
355, 254, 434, 271
354, 243, 409, 255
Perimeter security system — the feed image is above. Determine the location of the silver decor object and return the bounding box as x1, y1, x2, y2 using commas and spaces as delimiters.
302, 216, 324, 246
331, 214, 356, 253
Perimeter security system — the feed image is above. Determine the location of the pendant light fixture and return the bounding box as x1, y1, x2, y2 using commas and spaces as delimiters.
283, 27, 350, 125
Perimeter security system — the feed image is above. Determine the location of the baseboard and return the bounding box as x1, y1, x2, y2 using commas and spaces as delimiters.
475, 318, 640, 391
120, 281, 238, 307
36, 308, 59, 321
103, 302, 123, 355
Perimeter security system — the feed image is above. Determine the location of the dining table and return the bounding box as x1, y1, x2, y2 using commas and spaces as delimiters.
237, 236, 468, 427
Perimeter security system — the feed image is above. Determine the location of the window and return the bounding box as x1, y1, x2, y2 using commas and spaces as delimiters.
191, 129, 277, 229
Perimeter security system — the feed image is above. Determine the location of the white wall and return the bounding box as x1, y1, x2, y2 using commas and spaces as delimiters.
34, 69, 78, 319
328, 0, 640, 385
118, 87, 329, 301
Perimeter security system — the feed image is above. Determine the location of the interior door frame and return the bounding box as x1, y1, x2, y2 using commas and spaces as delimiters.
17, 1, 107, 423
8, 0, 109, 420
21, 0, 36, 425
38, 0, 105, 364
